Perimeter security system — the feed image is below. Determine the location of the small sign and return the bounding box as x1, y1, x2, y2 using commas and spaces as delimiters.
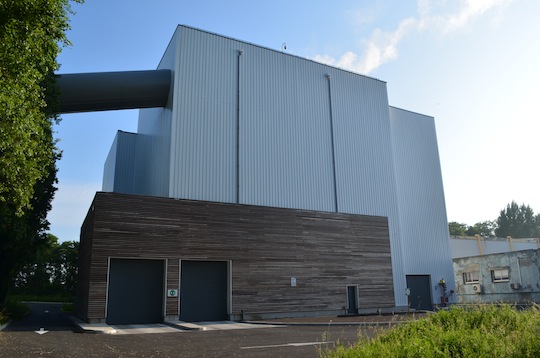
405, 288, 411, 296
167, 289, 179, 297
291, 277, 297, 287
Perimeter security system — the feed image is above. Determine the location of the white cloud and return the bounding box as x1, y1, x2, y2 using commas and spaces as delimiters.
313, 0, 515, 74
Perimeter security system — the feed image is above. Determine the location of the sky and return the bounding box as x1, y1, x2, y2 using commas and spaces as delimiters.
49, 0, 540, 242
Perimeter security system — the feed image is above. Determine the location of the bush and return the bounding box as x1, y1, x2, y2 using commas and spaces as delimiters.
0, 298, 29, 324
323, 305, 540, 358
0, 308, 7, 325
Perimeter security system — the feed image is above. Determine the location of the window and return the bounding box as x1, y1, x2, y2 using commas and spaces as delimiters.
491, 268, 509, 282
463, 271, 480, 284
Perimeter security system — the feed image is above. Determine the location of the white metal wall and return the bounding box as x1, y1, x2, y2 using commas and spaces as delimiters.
389, 107, 455, 302
105, 26, 454, 308
170, 29, 238, 203
168, 27, 409, 305
133, 30, 178, 197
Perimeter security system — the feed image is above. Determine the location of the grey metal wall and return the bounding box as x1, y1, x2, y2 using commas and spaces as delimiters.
102, 131, 137, 194
389, 107, 455, 302
102, 134, 118, 192
451, 237, 540, 258
132, 30, 178, 197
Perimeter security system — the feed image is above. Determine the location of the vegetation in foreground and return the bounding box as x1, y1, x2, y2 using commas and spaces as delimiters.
0, 298, 29, 325
323, 305, 540, 358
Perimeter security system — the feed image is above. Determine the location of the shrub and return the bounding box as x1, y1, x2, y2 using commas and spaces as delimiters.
2, 298, 29, 321
0, 308, 7, 325
323, 305, 540, 358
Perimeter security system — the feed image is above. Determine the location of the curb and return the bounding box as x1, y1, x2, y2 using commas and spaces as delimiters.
243, 320, 406, 327
164, 321, 206, 331
68, 316, 115, 334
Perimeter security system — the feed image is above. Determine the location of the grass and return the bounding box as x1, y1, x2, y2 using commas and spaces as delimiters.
322, 304, 540, 358
61, 303, 75, 313
1, 294, 75, 325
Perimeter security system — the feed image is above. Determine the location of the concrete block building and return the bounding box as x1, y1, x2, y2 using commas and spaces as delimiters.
76, 25, 454, 324
453, 249, 540, 304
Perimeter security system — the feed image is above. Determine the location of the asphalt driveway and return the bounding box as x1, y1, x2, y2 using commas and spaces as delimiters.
0, 302, 373, 357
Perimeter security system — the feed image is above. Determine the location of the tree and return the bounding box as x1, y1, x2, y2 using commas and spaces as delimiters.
13, 234, 79, 297
449, 222, 468, 236
466, 221, 496, 238
0, 0, 81, 306
495, 201, 540, 238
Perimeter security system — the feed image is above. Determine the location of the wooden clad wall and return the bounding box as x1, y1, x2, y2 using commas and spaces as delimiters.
78, 192, 394, 322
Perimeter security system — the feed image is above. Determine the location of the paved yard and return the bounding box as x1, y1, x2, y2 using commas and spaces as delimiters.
0, 302, 392, 357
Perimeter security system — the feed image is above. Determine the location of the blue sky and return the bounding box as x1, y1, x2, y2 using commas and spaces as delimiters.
50, 0, 540, 241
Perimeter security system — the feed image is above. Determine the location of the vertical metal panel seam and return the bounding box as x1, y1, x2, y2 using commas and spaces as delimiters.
236, 50, 243, 204
326, 74, 339, 212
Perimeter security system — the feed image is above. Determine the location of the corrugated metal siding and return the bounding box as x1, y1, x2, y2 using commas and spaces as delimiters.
390, 107, 455, 299
102, 131, 137, 194
106, 26, 460, 307
166, 26, 409, 306
102, 134, 118, 192
239, 44, 335, 211
170, 28, 238, 203
451, 237, 540, 258
133, 31, 178, 197
114, 131, 137, 193
327, 73, 407, 305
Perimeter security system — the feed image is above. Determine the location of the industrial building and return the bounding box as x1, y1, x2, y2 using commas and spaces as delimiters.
453, 249, 540, 304
75, 25, 454, 324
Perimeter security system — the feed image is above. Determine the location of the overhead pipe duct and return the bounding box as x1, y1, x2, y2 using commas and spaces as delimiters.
56, 69, 172, 114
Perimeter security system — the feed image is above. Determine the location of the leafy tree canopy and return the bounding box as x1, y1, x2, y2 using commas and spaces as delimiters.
495, 201, 540, 238
0, 0, 79, 215
449, 221, 468, 236
465, 220, 496, 238
0, 0, 82, 306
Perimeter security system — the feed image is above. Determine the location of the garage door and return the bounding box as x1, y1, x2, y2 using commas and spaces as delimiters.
107, 258, 164, 324
180, 260, 228, 322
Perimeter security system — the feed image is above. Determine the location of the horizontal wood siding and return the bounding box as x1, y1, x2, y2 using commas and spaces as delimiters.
80, 192, 394, 321
76, 207, 94, 321
166, 259, 179, 315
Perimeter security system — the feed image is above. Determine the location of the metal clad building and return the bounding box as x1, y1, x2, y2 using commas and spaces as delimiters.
92, 25, 454, 322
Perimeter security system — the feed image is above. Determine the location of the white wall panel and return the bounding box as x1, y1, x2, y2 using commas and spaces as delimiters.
328, 72, 407, 305
134, 30, 178, 197
390, 107, 455, 302
239, 46, 336, 211
170, 28, 238, 203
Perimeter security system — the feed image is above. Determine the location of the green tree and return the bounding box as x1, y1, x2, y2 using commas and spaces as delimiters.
0, 0, 81, 306
449, 221, 468, 236
13, 234, 78, 297
495, 201, 540, 238
465, 220, 496, 238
